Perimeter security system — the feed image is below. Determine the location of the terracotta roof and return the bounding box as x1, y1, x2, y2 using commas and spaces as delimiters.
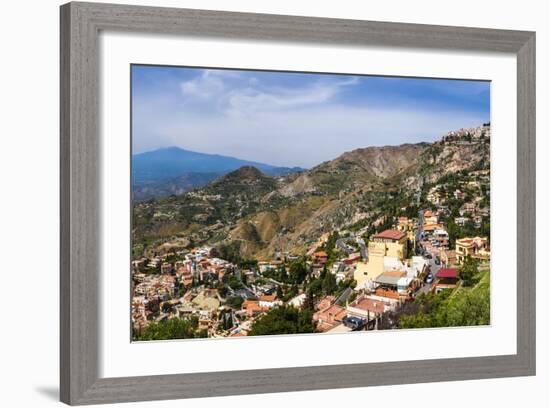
314, 251, 328, 258
423, 223, 442, 231
259, 294, 277, 302
383, 270, 407, 277
353, 297, 385, 314
372, 229, 406, 241
316, 304, 347, 321
243, 300, 259, 309
316, 296, 336, 311
436, 268, 458, 279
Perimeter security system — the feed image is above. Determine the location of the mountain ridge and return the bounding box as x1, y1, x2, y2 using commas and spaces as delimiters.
132, 125, 490, 259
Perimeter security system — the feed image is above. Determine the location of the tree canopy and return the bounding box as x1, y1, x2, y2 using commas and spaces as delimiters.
135, 316, 207, 341
459, 256, 479, 287
393, 271, 490, 329
248, 305, 315, 336
288, 258, 309, 284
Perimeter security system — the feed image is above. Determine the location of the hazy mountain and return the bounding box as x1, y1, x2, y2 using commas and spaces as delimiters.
132, 147, 304, 199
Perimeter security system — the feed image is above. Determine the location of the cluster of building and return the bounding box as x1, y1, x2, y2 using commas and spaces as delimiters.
440, 123, 491, 143
132, 208, 490, 337
426, 167, 490, 232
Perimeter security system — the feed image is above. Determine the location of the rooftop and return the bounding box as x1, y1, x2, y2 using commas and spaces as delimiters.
352, 297, 385, 314
436, 268, 458, 279
372, 229, 406, 241
375, 272, 406, 286
259, 294, 277, 302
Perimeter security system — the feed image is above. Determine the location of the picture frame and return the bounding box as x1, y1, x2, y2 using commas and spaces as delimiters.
60, 1, 536, 405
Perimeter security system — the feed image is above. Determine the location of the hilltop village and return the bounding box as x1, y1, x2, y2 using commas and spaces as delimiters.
131, 125, 491, 340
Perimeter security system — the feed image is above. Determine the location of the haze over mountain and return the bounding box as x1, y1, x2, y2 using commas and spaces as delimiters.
132, 147, 304, 200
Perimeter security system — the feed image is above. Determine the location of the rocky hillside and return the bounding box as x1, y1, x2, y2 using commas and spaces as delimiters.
132, 125, 490, 259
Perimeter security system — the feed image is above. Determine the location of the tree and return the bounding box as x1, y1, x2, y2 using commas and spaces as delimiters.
276, 285, 284, 299
227, 275, 242, 290
225, 296, 244, 309
248, 306, 315, 336
289, 258, 308, 284
217, 282, 228, 298
321, 271, 337, 296
161, 302, 173, 313
136, 317, 200, 341
393, 275, 490, 330
303, 288, 315, 311
459, 256, 478, 286
307, 278, 323, 298
218, 241, 242, 264
221, 311, 234, 330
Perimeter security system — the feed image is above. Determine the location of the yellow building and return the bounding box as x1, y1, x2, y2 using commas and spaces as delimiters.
455, 236, 490, 264
370, 229, 407, 259
354, 230, 407, 287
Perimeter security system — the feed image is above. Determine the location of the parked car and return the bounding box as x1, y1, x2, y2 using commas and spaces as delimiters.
343, 316, 366, 331
425, 273, 434, 284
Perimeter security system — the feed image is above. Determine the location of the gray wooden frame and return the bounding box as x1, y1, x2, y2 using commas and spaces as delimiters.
60, 1, 536, 405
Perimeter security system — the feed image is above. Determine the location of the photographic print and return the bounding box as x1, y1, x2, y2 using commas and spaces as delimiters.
131, 65, 491, 341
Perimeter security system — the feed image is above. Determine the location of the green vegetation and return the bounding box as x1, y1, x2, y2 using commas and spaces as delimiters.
321, 270, 338, 295
225, 296, 244, 309
304, 266, 355, 302
134, 316, 207, 340
459, 256, 479, 287
227, 275, 243, 290
316, 231, 340, 266
288, 257, 309, 284
446, 218, 490, 248
248, 305, 315, 336
132, 243, 145, 259
387, 270, 490, 329
218, 241, 243, 265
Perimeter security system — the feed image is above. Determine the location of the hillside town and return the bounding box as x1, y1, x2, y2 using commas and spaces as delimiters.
132, 203, 490, 339
131, 125, 491, 340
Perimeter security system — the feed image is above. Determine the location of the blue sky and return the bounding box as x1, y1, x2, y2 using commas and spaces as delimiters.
132, 65, 490, 168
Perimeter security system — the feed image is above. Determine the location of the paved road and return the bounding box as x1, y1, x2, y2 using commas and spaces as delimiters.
335, 238, 355, 255
415, 253, 442, 296
336, 237, 368, 261
428, 256, 442, 275
357, 238, 368, 260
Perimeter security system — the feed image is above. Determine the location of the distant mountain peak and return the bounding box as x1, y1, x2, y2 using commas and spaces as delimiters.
212, 166, 272, 189
227, 166, 265, 179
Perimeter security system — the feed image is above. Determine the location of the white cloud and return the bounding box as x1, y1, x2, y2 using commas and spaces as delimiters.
178, 71, 359, 116
180, 71, 226, 98
226, 78, 358, 116
133, 99, 486, 168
